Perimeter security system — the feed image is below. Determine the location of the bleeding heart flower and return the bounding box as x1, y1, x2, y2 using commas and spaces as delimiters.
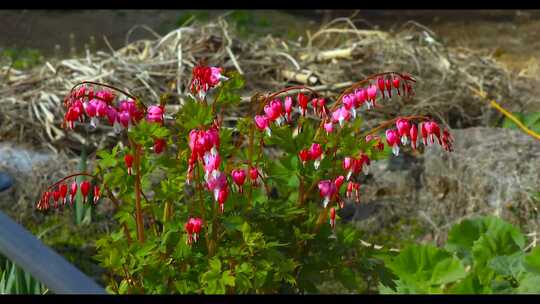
254, 115, 271, 137
185, 217, 203, 245
396, 118, 411, 145
153, 138, 166, 154
329, 207, 336, 229
124, 154, 134, 175
146, 105, 164, 124
410, 124, 418, 150
60, 183, 68, 205
332, 107, 351, 127
334, 175, 345, 189
298, 149, 310, 166
80, 180, 91, 204
70, 181, 78, 206
93, 185, 100, 204
425, 121, 441, 145
393, 76, 401, 96
52, 189, 61, 208
249, 167, 260, 186
118, 111, 131, 129
318, 180, 337, 208
231, 169, 247, 193
217, 186, 229, 213
441, 128, 454, 152
377, 76, 386, 99
420, 122, 428, 146
309, 143, 324, 169
354, 88, 366, 108
284, 96, 293, 121
96, 89, 114, 103
297, 92, 309, 116
324, 122, 334, 135
386, 129, 400, 156
346, 181, 360, 203
385, 78, 393, 98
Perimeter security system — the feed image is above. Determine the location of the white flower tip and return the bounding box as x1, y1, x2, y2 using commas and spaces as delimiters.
323, 197, 330, 208
392, 145, 400, 156
314, 159, 321, 170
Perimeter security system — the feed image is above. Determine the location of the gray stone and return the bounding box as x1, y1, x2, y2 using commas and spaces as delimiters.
352, 127, 540, 242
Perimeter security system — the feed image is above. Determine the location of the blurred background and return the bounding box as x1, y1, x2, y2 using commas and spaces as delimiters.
0, 10, 539, 293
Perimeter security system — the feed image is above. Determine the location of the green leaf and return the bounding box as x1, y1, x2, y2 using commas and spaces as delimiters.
449, 272, 487, 294
222, 215, 245, 232
222, 270, 236, 287
384, 244, 466, 293
336, 267, 358, 291
447, 216, 525, 266
523, 246, 540, 275
516, 273, 540, 293
177, 98, 214, 130
487, 252, 525, 277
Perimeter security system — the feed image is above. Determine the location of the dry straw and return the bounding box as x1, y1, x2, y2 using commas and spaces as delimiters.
0, 17, 534, 153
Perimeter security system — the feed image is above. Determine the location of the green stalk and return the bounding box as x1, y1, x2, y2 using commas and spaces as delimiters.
74, 146, 92, 225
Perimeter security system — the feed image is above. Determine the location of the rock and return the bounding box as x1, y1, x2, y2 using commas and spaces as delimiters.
0, 142, 77, 216
352, 127, 540, 243
0, 172, 13, 192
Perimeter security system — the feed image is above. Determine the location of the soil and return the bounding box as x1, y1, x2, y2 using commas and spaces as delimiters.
2, 10, 539, 102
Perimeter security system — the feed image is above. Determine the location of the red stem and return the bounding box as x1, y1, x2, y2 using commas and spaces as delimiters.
46, 172, 96, 191
70, 81, 147, 110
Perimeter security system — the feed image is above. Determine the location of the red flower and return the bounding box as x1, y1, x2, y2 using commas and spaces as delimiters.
52, 189, 61, 209
377, 76, 386, 99
93, 185, 100, 204
124, 154, 134, 175
334, 175, 345, 189
297, 92, 309, 116
153, 138, 166, 154
146, 105, 164, 124
284, 96, 293, 121
185, 217, 203, 245
298, 149, 310, 165
249, 167, 260, 186
329, 207, 336, 229
70, 181, 78, 206
386, 129, 400, 156
318, 180, 337, 208
59, 183, 68, 206
231, 169, 247, 193
189, 65, 226, 99
80, 180, 91, 204
396, 118, 411, 145
217, 187, 229, 213
346, 181, 360, 203
410, 124, 418, 150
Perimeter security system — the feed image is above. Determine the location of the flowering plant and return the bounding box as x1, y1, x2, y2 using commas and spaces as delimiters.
37, 65, 453, 294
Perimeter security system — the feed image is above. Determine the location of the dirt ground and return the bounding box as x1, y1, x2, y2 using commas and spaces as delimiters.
2, 10, 539, 69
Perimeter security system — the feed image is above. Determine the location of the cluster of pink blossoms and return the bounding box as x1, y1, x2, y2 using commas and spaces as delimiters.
343, 152, 371, 179
187, 124, 228, 211
254, 73, 415, 138
36, 180, 100, 211
184, 217, 203, 245
385, 118, 454, 156
189, 65, 228, 100
187, 124, 265, 214
63, 84, 165, 133
254, 93, 329, 137
329, 74, 415, 129
298, 143, 324, 169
